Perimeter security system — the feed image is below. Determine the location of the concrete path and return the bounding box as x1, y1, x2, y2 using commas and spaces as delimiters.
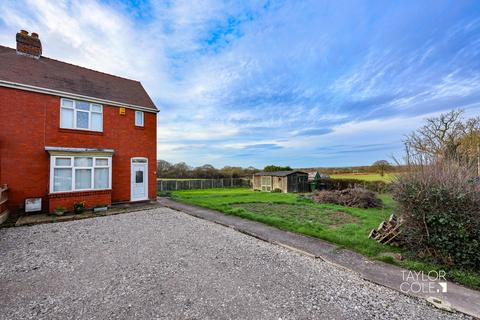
157, 197, 480, 319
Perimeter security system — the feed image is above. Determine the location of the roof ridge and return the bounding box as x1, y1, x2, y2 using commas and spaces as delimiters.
255, 170, 307, 176
0, 44, 141, 83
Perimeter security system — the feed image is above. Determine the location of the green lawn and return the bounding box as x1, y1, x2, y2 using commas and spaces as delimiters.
169, 188, 480, 289
331, 173, 397, 182
171, 188, 395, 257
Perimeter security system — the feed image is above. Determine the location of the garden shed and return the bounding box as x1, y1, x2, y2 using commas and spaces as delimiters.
252, 171, 309, 193
308, 171, 330, 181
308, 171, 321, 181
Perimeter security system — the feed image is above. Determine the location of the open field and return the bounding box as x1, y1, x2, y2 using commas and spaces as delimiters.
170, 188, 480, 289
330, 173, 397, 182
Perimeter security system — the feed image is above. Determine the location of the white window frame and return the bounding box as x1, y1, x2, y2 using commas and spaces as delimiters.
49, 156, 112, 193
60, 98, 103, 132
135, 111, 144, 127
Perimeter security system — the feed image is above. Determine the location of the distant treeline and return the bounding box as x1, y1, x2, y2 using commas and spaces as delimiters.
157, 160, 404, 179
299, 165, 406, 175
157, 160, 260, 179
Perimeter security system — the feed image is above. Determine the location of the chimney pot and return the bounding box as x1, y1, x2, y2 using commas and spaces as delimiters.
16, 29, 42, 58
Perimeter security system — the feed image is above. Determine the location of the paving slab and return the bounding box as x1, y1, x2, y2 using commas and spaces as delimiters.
157, 197, 480, 319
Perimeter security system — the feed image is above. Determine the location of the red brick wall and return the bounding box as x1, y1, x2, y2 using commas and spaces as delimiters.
0, 87, 157, 213
48, 190, 111, 212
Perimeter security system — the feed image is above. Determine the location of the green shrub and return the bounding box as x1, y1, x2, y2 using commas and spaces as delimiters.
392, 162, 480, 270
53, 206, 66, 216
157, 191, 172, 197
271, 188, 283, 193
73, 201, 85, 214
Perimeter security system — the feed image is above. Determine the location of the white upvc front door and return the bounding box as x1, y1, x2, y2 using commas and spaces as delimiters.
131, 158, 148, 201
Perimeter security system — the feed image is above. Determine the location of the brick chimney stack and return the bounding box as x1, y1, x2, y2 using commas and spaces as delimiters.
16, 30, 42, 58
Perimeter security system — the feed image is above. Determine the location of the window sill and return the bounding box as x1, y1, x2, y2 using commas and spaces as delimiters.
58, 128, 104, 135
48, 189, 112, 198
134, 125, 145, 130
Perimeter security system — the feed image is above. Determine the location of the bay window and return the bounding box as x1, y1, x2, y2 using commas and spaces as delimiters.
60, 98, 103, 131
50, 156, 111, 193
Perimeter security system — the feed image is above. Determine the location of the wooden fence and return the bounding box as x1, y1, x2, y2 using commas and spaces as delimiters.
157, 178, 251, 192
0, 185, 9, 225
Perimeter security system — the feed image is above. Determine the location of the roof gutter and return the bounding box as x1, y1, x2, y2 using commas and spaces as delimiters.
0, 79, 159, 113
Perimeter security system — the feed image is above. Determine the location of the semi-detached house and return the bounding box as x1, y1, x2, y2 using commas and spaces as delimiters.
0, 30, 158, 214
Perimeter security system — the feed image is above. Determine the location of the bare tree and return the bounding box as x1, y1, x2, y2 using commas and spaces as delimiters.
220, 166, 245, 178
156, 160, 172, 178
193, 164, 219, 179
404, 109, 480, 174
372, 160, 391, 176
404, 109, 465, 160
171, 162, 191, 178
458, 117, 480, 170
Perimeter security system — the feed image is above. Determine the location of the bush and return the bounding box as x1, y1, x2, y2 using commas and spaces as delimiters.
157, 191, 172, 197
73, 201, 86, 214
312, 188, 382, 208
392, 161, 480, 270
271, 188, 283, 193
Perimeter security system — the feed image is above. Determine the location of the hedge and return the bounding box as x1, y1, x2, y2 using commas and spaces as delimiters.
314, 178, 389, 193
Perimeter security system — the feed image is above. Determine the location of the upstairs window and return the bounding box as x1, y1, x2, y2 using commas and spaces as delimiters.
60, 98, 103, 131
135, 111, 144, 127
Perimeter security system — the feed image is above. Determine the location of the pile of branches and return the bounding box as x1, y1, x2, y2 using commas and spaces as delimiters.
312, 187, 382, 208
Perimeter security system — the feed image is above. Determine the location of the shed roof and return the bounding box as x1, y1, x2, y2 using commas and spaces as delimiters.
308, 171, 320, 179
0, 45, 157, 111
254, 170, 308, 177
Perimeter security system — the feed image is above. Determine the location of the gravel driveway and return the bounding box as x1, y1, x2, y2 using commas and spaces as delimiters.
0, 208, 469, 319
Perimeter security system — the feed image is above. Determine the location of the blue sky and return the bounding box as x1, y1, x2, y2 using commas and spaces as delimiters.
1, 1, 480, 168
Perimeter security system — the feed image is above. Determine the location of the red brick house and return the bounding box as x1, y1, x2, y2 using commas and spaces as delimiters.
0, 30, 158, 214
